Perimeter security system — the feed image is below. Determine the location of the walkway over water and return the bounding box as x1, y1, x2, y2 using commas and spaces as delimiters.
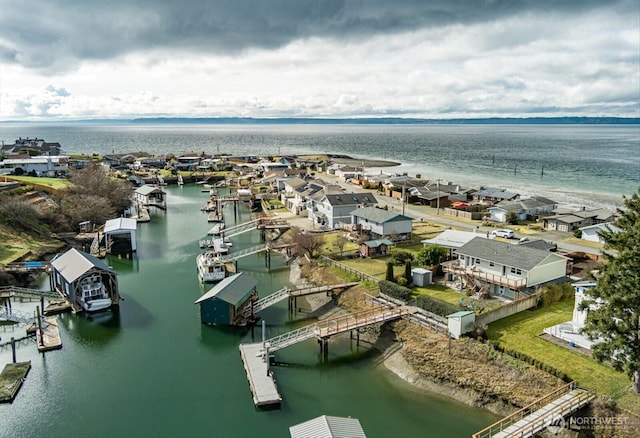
0, 261, 50, 274
472, 381, 595, 438
0, 286, 59, 300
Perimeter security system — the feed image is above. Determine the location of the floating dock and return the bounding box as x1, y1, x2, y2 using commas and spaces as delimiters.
36, 317, 63, 352
239, 343, 281, 407
0, 361, 31, 403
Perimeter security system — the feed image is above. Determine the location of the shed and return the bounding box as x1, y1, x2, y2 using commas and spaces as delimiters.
359, 239, 393, 258
447, 311, 476, 339
289, 415, 367, 438
195, 273, 258, 325
411, 268, 432, 286
133, 184, 166, 210
103, 217, 137, 254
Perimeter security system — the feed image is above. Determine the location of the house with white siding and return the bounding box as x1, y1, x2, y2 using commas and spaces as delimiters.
308, 193, 377, 229
350, 206, 413, 240
488, 196, 557, 222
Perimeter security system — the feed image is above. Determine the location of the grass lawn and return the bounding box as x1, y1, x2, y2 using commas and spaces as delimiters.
4, 176, 71, 190
486, 299, 640, 415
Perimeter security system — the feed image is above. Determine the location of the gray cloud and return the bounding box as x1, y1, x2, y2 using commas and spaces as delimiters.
1, 0, 636, 72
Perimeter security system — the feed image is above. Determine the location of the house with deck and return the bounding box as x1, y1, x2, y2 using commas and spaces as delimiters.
350, 206, 413, 241
307, 193, 378, 229
442, 237, 570, 300
195, 273, 258, 326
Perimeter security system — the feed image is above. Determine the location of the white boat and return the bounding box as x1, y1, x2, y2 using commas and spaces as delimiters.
197, 251, 227, 282
177, 174, 184, 186
78, 274, 112, 312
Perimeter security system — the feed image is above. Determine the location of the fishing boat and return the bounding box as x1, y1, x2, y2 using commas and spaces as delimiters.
196, 251, 228, 282
77, 274, 113, 312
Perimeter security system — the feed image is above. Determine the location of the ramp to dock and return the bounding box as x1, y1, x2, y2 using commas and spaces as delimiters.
473, 382, 595, 438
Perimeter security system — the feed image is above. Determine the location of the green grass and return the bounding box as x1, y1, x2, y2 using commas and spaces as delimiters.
5, 176, 71, 190
486, 299, 639, 414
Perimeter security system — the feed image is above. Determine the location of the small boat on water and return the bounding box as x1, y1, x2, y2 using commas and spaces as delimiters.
196, 251, 228, 282
177, 174, 184, 186
78, 274, 113, 313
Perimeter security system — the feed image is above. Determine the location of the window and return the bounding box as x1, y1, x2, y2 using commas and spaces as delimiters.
510, 267, 522, 275
489, 262, 495, 267
474, 258, 481, 265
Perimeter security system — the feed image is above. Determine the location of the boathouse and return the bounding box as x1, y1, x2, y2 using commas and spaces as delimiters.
103, 217, 137, 254
50, 248, 120, 312
289, 415, 367, 438
133, 185, 166, 210
195, 273, 258, 325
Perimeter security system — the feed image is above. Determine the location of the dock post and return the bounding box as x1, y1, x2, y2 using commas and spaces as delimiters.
36, 306, 43, 347
323, 339, 328, 362
40, 296, 44, 315
11, 337, 16, 363
265, 345, 270, 376
261, 320, 266, 345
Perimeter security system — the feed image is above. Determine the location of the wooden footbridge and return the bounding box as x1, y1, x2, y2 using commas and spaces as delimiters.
472, 381, 595, 438
242, 282, 359, 319
239, 305, 410, 407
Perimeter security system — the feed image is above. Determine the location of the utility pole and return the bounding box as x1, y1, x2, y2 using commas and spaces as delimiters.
436, 179, 441, 215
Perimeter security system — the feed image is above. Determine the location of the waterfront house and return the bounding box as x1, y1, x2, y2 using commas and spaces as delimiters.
279, 177, 308, 213
103, 217, 137, 254
350, 206, 413, 241
472, 187, 519, 204
1, 137, 62, 156
133, 185, 166, 210
307, 193, 378, 229
0, 156, 69, 177
195, 273, 258, 326
50, 248, 120, 313
442, 237, 569, 300
543, 281, 600, 350
487, 196, 557, 222
421, 229, 488, 258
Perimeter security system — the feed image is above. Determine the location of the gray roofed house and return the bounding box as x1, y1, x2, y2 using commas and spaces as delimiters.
443, 237, 569, 300
543, 207, 617, 232
289, 415, 367, 438
488, 196, 557, 222
473, 187, 520, 203
308, 192, 378, 229
350, 206, 413, 240
195, 273, 258, 325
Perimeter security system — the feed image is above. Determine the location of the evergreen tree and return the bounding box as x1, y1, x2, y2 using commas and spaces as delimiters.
581, 188, 640, 394
385, 261, 394, 282
405, 260, 412, 284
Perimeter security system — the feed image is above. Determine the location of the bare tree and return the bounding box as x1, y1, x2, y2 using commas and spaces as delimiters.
333, 233, 349, 257
69, 163, 132, 213
288, 227, 325, 259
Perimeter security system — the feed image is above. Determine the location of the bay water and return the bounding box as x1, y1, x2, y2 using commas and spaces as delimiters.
0, 185, 498, 437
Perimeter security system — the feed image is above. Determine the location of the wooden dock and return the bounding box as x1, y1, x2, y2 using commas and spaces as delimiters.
473, 381, 595, 438
36, 317, 63, 352
239, 342, 282, 407
0, 361, 31, 403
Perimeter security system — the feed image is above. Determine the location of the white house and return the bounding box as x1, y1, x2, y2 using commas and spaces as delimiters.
1, 156, 69, 177
443, 237, 569, 300
308, 193, 377, 229
134, 185, 166, 210
543, 281, 599, 350
350, 206, 413, 240
579, 222, 621, 243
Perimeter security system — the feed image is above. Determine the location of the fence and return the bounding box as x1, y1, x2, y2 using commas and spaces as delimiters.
320, 256, 380, 284
475, 294, 539, 327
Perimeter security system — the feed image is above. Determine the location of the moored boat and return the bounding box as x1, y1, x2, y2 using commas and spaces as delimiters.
197, 251, 228, 282
78, 274, 113, 312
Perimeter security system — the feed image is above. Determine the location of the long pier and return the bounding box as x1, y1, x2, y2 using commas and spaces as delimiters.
473, 381, 595, 438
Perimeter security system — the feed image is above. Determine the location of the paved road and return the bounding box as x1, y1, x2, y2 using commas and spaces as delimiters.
324, 175, 604, 256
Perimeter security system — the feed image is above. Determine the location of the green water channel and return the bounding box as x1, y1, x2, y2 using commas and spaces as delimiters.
0, 185, 498, 437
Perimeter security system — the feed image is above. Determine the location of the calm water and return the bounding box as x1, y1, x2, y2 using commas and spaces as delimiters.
0, 123, 638, 208
0, 185, 497, 437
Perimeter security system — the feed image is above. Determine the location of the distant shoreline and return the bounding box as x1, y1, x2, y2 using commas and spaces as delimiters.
1, 116, 639, 125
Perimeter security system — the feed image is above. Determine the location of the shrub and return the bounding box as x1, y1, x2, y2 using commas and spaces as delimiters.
385, 262, 394, 282
415, 244, 448, 267
415, 294, 461, 317
379, 280, 413, 301
391, 250, 414, 266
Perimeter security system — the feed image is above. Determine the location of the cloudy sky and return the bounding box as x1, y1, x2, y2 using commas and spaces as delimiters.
0, 0, 638, 120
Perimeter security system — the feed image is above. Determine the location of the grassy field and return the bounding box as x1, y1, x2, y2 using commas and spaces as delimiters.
486, 299, 640, 415
4, 175, 71, 190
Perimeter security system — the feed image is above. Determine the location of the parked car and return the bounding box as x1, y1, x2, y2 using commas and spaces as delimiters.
491, 229, 515, 239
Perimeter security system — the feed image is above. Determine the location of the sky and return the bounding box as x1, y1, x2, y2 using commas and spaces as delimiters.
0, 0, 638, 121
